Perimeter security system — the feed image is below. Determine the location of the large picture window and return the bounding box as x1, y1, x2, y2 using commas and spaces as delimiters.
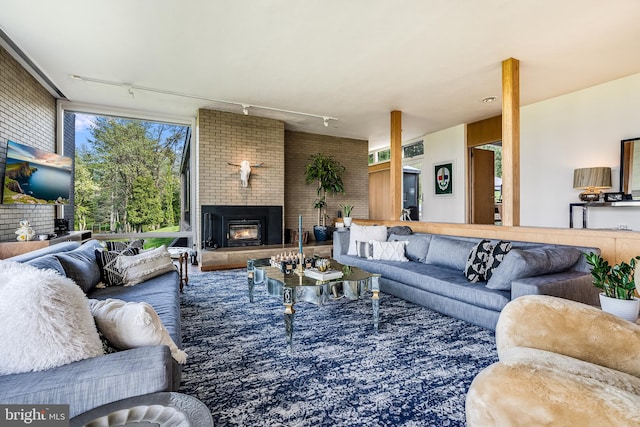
62, 106, 193, 247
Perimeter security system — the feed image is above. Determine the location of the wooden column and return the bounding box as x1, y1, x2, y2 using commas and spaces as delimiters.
390, 110, 402, 220
501, 58, 520, 226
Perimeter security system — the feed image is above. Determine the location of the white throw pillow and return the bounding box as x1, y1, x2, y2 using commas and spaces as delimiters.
0, 262, 103, 375
116, 245, 176, 286
347, 224, 388, 256
89, 298, 187, 364
371, 240, 409, 262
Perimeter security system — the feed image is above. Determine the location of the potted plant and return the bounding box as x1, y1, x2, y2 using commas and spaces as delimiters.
339, 204, 354, 227
585, 252, 640, 322
305, 153, 346, 241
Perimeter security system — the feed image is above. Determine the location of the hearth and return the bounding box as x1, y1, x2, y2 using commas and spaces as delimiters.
201, 205, 282, 249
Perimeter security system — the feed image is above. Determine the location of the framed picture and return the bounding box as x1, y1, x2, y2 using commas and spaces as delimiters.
434, 161, 453, 195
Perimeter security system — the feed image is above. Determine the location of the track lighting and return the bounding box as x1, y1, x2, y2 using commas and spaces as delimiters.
68, 74, 338, 125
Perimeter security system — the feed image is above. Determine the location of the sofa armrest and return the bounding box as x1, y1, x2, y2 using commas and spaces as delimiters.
333, 230, 350, 261
510, 271, 600, 306
496, 294, 640, 378
0, 346, 174, 418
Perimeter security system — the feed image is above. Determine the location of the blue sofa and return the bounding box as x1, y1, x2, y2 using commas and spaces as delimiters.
0, 240, 182, 417
333, 229, 600, 330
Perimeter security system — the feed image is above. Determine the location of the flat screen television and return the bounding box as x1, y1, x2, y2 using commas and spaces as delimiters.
2, 140, 72, 205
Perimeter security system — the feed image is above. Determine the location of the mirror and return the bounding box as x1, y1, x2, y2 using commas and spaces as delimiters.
620, 137, 640, 199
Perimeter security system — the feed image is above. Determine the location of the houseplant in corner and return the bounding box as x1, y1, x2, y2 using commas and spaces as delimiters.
585, 252, 640, 322
305, 153, 346, 241
339, 204, 354, 227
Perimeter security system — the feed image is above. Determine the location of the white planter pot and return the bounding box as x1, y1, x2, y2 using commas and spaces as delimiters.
599, 293, 640, 322
343, 217, 353, 227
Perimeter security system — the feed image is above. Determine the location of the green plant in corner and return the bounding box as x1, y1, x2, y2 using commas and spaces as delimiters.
585, 252, 640, 300
305, 153, 346, 227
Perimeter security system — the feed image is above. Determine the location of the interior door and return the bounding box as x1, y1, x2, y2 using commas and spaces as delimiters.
471, 148, 495, 224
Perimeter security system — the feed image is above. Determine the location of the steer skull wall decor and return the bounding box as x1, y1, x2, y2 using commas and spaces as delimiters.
228, 160, 264, 187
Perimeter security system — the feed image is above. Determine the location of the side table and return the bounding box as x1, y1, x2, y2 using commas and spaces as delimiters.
70, 392, 212, 427
168, 248, 190, 291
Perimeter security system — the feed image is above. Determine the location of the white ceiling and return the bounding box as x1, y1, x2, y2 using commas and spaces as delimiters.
2, 0, 640, 150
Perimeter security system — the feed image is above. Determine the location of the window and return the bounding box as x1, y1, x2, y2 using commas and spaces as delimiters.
63, 108, 192, 248
403, 141, 424, 158
377, 149, 390, 162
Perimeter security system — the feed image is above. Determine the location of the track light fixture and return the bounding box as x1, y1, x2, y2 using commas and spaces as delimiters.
68, 74, 338, 125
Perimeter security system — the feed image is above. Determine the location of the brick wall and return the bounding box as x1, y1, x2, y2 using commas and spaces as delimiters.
0, 46, 57, 241
196, 110, 370, 245
285, 131, 369, 239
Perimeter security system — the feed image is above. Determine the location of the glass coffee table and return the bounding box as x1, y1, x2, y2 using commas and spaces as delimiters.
247, 258, 381, 353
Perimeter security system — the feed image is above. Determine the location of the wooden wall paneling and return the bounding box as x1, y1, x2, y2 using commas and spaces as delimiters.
369, 168, 391, 220
467, 115, 502, 148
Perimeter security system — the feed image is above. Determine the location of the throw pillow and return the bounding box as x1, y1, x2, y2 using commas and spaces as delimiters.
356, 240, 373, 258
95, 247, 140, 287
116, 245, 176, 286
54, 240, 103, 293
386, 225, 413, 238
105, 239, 144, 252
424, 236, 477, 271
0, 262, 103, 375
371, 240, 409, 262
487, 246, 583, 290
89, 298, 187, 364
464, 239, 493, 282
389, 233, 431, 263
347, 224, 388, 256
485, 241, 512, 281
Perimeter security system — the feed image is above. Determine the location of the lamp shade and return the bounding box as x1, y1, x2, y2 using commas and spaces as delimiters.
573, 167, 612, 189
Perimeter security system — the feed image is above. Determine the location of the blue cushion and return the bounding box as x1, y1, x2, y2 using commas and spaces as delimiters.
55, 240, 103, 293
26, 254, 66, 276
487, 246, 582, 290
424, 236, 477, 271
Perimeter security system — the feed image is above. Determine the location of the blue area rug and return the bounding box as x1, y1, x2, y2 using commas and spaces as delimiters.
179, 269, 498, 426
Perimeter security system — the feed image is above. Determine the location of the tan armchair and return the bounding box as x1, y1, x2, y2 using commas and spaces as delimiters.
466, 294, 640, 426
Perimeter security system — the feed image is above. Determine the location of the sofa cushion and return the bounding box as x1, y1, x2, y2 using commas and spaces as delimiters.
465, 239, 492, 282
0, 262, 103, 375
95, 247, 140, 286
55, 240, 103, 293
89, 298, 186, 364
371, 240, 409, 262
347, 224, 387, 256
116, 245, 176, 286
389, 233, 431, 263
487, 246, 583, 290
25, 254, 66, 276
425, 235, 477, 271
485, 241, 512, 281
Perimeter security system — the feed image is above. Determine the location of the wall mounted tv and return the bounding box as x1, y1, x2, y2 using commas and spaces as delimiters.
2, 140, 72, 205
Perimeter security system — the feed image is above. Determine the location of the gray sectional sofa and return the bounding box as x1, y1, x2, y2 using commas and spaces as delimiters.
0, 240, 182, 418
333, 228, 601, 330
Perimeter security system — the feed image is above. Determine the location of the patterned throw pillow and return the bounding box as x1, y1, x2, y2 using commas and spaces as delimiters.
371, 240, 409, 262
484, 241, 512, 281
105, 239, 144, 252
464, 239, 493, 282
356, 241, 373, 258
95, 248, 140, 287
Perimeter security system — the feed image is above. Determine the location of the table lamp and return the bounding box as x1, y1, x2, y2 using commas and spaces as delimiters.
573, 167, 611, 201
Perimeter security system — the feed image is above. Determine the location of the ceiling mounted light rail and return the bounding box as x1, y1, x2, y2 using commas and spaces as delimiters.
68, 74, 338, 127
